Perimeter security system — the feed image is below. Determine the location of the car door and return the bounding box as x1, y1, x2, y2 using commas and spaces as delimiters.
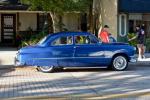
50, 35, 74, 67
73, 35, 109, 67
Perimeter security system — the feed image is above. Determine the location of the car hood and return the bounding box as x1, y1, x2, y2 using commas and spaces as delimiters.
19, 45, 43, 53
23, 45, 39, 49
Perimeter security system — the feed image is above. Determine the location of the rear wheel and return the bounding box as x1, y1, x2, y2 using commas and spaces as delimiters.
36, 66, 55, 73
111, 55, 128, 71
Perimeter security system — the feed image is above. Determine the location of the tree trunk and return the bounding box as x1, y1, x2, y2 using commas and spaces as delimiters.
89, 0, 94, 33
47, 13, 53, 33
49, 12, 61, 33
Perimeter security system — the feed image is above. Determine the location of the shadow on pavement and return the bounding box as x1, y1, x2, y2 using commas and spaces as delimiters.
54, 65, 137, 73
0, 65, 150, 99
58, 68, 109, 73
0, 66, 15, 77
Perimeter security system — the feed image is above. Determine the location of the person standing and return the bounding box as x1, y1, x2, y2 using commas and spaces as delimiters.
141, 24, 146, 58
98, 25, 110, 43
129, 25, 145, 60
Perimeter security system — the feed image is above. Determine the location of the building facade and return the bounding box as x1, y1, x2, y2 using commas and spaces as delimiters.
3, 0, 149, 46
94, 0, 150, 42
119, 0, 150, 41
0, 0, 84, 46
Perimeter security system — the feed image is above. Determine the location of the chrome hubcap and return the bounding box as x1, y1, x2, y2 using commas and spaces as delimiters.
113, 56, 127, 70
40, 66, 53, 72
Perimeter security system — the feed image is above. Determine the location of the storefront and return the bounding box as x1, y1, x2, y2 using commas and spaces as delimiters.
119, 0, 150, 41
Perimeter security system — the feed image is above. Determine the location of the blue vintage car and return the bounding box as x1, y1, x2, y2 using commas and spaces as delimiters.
15, 32, 136, 73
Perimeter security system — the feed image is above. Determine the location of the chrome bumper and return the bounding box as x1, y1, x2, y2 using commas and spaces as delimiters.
14, 56, 25, 67
129, 56, 137, 63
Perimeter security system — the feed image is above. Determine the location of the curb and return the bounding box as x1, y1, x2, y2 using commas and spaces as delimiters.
129, 61, 150, 66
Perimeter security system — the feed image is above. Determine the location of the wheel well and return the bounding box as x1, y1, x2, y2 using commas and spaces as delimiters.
112, 53, 129, 62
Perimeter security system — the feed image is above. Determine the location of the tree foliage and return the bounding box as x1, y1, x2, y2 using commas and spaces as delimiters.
21, 0, 91, 13
21, 0, 92, 32
20, 0, 92, 46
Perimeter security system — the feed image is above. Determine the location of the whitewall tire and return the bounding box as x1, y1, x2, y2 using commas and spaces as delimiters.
112, 56, 128, 71
36, 66, 55, 73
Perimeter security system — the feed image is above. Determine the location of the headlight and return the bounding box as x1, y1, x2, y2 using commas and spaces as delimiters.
17, 50, 20, 54
15, 50, 20, 58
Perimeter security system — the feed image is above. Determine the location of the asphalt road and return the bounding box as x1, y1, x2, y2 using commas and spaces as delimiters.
0, 65, 150, 100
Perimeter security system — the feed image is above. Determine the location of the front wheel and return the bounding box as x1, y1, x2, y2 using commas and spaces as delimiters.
36, 66, 55, 73
111, 55, 128, 71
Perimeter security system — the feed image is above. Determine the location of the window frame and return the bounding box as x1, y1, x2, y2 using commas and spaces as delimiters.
51, 35, 73, 46
119, 14, 127, 37
74, 35, 98, 45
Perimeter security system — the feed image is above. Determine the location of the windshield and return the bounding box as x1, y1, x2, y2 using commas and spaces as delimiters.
37, 36, 48, 45
90, 34, 100, 43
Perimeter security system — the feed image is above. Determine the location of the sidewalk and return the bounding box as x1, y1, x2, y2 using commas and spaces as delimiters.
0, 47, 17, 68
129, 53, 150, 66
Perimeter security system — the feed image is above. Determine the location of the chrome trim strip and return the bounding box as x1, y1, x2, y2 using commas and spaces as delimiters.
33, 57, 110, 60
63, 67, 107, 69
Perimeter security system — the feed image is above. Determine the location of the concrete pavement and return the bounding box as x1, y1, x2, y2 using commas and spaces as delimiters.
0, 66, 150, 99
0, 47, 17, 68
129, 53, 150, 66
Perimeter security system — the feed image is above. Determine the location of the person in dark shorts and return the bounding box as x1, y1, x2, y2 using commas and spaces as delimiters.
129, 25, 145, 60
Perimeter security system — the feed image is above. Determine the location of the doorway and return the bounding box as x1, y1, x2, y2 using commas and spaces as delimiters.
1, 14, 16, 46
81, 13, 87, 32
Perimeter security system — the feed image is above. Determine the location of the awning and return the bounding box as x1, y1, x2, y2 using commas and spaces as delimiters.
119, 0, 150, 13
0, 5, 28, 10
0, 0, 18, 4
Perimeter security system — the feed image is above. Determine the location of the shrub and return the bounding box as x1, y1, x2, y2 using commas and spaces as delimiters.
20, 32, 48, 47
146, 38, 150, 52
127, 33, 137, 47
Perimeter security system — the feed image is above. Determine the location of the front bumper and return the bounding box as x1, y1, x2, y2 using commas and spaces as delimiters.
14, 57, 22, 66
14, 54, 25, 67
129, 56, 137, 63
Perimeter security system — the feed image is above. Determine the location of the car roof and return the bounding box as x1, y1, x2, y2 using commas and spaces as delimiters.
48, 32, 92, 37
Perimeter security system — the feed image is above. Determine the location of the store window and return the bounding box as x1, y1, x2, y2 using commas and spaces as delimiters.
129, 20, 134, 33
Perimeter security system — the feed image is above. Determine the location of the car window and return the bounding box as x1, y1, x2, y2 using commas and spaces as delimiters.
89, 35, 98, 44
52, 36, 73, 46
75, 35, 97, 45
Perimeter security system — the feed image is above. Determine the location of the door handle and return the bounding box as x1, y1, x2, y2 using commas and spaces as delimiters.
74, 46, 80, 49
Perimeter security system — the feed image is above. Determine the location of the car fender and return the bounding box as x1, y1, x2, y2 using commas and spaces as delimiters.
111, 49, 130, 60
